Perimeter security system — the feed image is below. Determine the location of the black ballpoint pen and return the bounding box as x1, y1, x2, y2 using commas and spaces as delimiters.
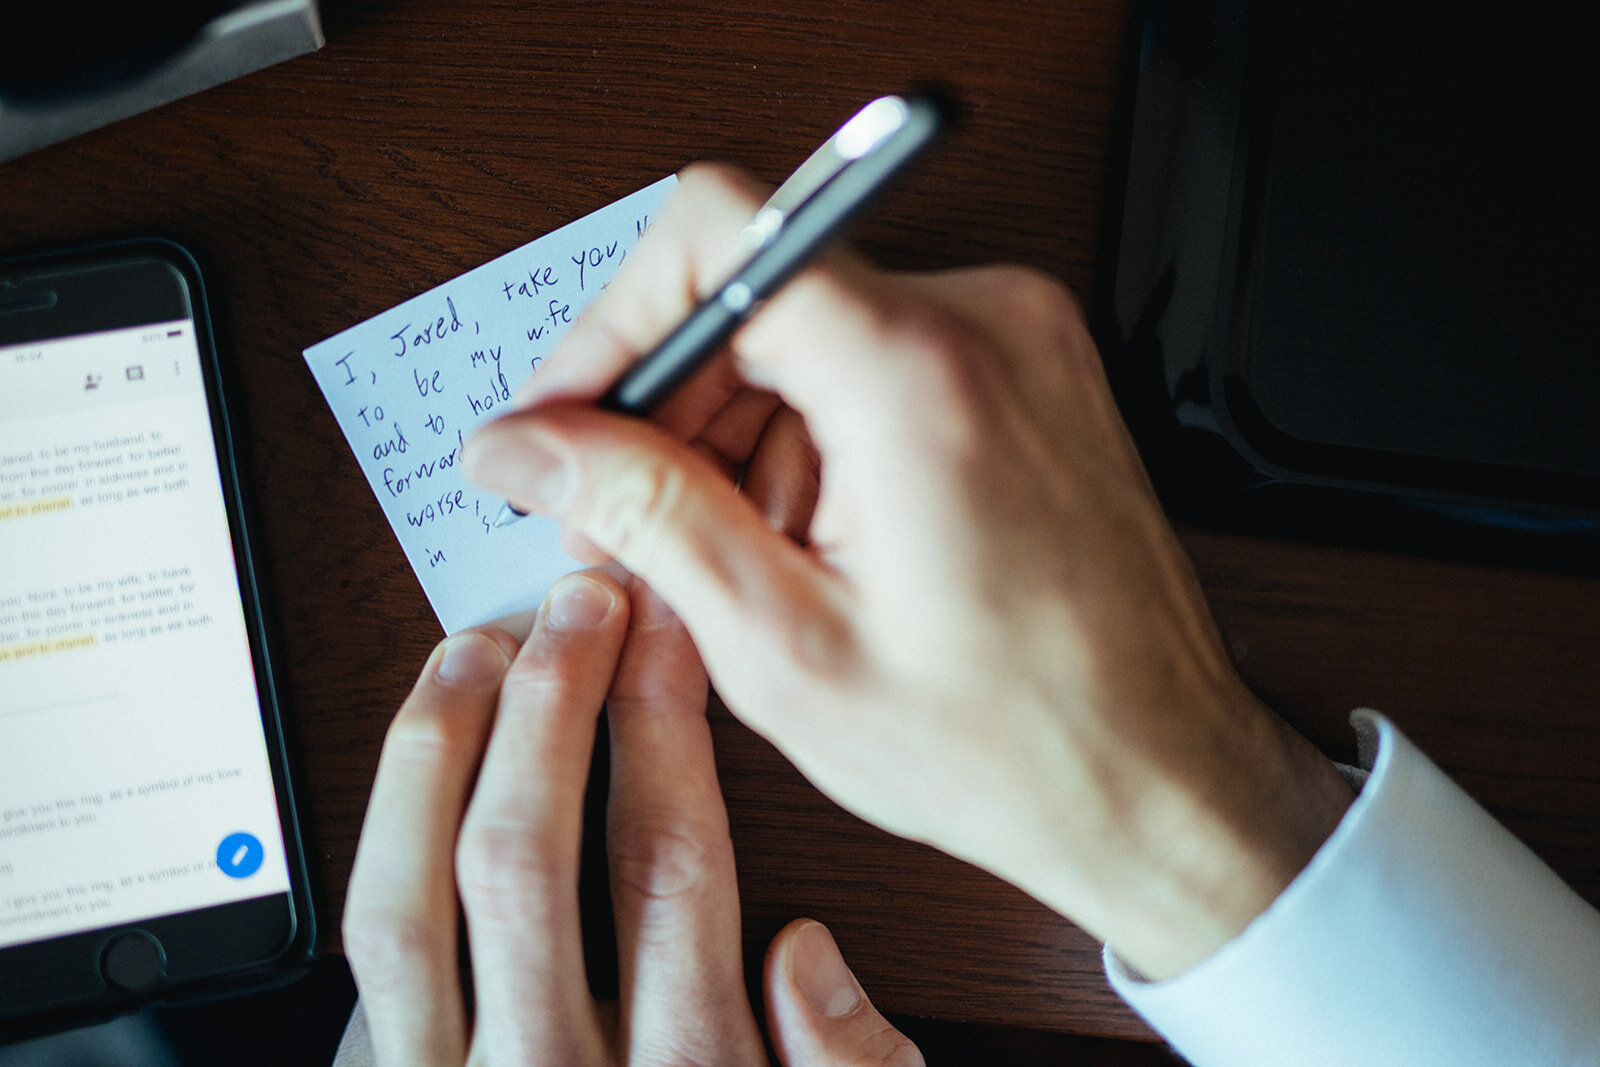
492, 90, 952, 527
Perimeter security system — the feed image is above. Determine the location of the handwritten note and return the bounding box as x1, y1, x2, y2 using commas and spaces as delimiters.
303, 176, 677, 633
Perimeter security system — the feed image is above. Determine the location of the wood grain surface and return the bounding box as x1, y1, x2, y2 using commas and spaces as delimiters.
5, 0, 1598, 1054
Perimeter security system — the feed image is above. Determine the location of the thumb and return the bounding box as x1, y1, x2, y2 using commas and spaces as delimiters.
765, 920, 925, 1067
464, 405, 850, 713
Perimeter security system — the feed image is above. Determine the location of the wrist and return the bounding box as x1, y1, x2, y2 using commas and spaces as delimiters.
1067, 695, 1354, 981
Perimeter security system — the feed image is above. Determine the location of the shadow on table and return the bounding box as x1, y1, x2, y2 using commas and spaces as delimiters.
0, 955, 1182, 1066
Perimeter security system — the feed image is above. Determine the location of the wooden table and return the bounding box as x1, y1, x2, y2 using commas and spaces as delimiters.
6, 0, 1600, 1056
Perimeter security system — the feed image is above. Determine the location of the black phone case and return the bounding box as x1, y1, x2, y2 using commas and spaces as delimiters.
0, 238, 316, 1040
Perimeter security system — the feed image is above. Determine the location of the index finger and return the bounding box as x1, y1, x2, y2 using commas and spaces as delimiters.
454, 571, 629, 1065
509, 164, 941, 461
512, 163, 769, 417
343, 627, 517, 1067
606, 580, 764, 1063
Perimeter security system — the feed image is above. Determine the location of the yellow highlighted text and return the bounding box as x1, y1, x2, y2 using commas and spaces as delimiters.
0, 497, 72, 523
0, 633, 96, 662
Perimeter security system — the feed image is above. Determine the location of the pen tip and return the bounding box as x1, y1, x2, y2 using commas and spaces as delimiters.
492, 503, 527, 528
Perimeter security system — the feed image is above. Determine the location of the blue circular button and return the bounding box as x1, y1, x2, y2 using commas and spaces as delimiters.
216, 832, 264, 879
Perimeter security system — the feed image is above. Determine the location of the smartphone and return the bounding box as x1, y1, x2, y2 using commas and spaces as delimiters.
0, 240, 312, 1035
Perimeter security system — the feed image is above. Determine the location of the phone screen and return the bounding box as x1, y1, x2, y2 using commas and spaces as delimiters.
0, 311, 292, 951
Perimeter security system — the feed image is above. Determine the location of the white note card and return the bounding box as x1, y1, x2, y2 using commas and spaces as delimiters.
304, 175, 677, 633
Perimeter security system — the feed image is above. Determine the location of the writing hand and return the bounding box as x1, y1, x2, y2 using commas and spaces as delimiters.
465, 166, 1355, 980
342, 571, 922, 1065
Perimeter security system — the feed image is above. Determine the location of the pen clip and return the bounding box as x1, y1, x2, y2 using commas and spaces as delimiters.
741, 95, 913, 253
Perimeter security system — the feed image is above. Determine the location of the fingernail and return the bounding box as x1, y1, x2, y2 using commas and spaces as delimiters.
435, 632, 510, 689
544, 573, 615, 631
466, 428, 570, 514
790, 921, 860, 1018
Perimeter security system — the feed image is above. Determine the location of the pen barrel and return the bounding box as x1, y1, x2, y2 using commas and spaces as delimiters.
596, 90, 952, 418
597, 296, 744, 414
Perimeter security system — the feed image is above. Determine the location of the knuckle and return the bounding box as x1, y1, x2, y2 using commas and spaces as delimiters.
342, 905, 445, 991
862, 286, 987, 406
454, 822, 565, 914
381, 705, 477, 764
887, 268, 1088, 466
904, 313, 981, 400
498, 652, 577, 701
983, 267, 1097, 373
994, 264, 1083, 322
606, 672, 705, 721
810, 271, 926, 359
605, 811, 722, 904
883, 318, 990, 462
769, 612, 856, 687
677, 161, 764, 210
722, 597, 859, 713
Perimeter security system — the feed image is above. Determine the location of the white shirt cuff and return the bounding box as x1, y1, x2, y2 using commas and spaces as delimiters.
1105, 710, 1600, 1066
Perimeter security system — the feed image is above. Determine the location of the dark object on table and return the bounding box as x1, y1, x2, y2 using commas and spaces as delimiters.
0, 0, 322, 162
1107, 0, 1600, 570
